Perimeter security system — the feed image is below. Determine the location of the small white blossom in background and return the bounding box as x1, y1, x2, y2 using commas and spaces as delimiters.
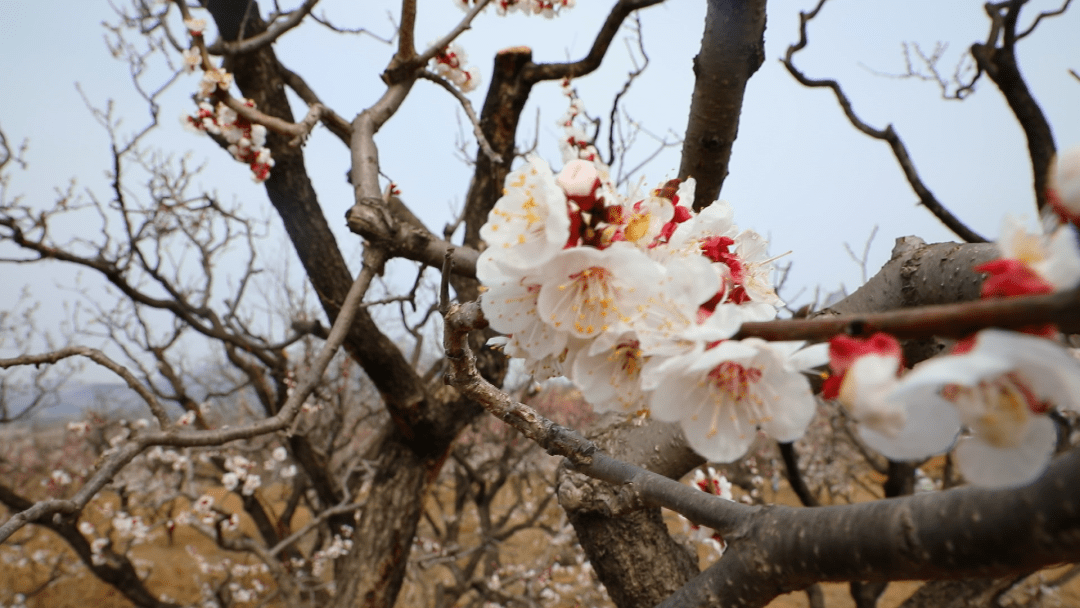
222, 513, 240, 532
181, 47, 202, 73
311, 534, 353, 577
221, 471, 240, 491
48, 469, 72, 487
241, 474, 262, 496
183, 17, 207, 36
112, 512, 150, 543
67, 420, 91, 436
192, 494, 216, 525
90, 538, 109, 566
176, 410, 196, 426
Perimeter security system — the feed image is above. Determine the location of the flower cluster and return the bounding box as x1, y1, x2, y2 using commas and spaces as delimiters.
432, 43, 480, 93
183, 99, 274, 183
824, 217, 1080, 487
477, 93, 825, 463
558, 79, 599, 162
453, 0, 575, 18
181, 23, 275, 183
221, 454, 262, 496
685, 467, 732, 555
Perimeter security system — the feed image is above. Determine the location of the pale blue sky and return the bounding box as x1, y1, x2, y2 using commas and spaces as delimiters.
1, 0, 1078, 371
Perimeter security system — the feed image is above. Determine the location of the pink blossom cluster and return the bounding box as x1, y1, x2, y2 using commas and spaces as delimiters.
477, 95, 827, 463
823, 217, 1080, 487
431, 43, 481, 93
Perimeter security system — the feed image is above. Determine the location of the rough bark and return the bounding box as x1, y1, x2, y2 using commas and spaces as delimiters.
204, 4, 491, 607
679, 0, 767, 209
557, 418, 702, 608
657, 447, 1080, 607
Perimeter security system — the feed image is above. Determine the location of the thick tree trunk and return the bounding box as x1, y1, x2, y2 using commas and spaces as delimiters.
204, 3, 496, 606
679, 0, 767, 209
558, 418, 703, 608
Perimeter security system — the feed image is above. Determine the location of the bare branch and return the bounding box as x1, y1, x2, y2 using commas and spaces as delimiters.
419, 70, 502, 164
0, 346, 170, 428
971, 0, 1058, 213
1016, 0, 1072, 39
783, 0, 987, 243
206, 0, 320, 55
522, 0, 667, 83
0, 247, 385, 544
737, 286, 1080, 342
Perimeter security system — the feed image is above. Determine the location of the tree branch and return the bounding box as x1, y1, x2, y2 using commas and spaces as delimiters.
0, 247, 384, 545
783, 0, 987, 243
206, 0, 320, 55
521, 0, 667, 83
971, 0, 1058, 213
678, 0, 767, 208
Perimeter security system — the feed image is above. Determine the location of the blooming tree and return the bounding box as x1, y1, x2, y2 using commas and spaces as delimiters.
2, 0, 1080, 607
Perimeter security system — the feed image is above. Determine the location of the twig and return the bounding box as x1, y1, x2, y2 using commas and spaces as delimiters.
442, 300, 754, 533
0, 247, 385, 544
522, 0, 668, 83
1016, 0, 1072, 40
206, 0, 320, 55
419, 70, 502, 164
783, 0, 987, 243
736, 286, 1080, 342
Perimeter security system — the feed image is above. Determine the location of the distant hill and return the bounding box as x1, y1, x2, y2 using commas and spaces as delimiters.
6, 381, 174, 423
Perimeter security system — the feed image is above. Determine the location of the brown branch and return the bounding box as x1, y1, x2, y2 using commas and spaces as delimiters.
521, 0, 668, 83
397, 0, 417, 61
0, 346, 170, 427
658, 446, 1080, 607
0, 247, 384, 545
679, 0, 767, 208
382, 0, 492, 84
275, 59, 353, 145
971, 0, 1058, 213
206, 0, 320, 55
737, 286, 1080, 342
783, 0, 987, 243
418, 70, 502, 163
